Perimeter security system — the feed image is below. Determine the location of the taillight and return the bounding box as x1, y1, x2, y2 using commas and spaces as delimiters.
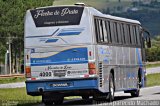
25, 66, 31, 78
88, 63, 96, 75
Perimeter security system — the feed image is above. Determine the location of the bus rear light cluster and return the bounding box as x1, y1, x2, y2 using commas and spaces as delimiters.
31, 78, 36, 80
84, 74, 89, 78
89, 69, 96, 75
25, 66, 31, 78
88, 63, 96, 75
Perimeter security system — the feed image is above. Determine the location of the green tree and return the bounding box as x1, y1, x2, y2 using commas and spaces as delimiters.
146, 35, 160, 61
0, 0, 54, 72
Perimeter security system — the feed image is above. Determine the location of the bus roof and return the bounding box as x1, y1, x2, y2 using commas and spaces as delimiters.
28, 5, 141, 25
87, 7, 141, 25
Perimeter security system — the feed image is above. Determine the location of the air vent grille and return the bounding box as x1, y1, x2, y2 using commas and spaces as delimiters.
99, 62, 103, 87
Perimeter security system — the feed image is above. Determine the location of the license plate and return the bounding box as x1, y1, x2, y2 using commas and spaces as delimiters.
54, 70, 66, 77
39, 71, 52, 77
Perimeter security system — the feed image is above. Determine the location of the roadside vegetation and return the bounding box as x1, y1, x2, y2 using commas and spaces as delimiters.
0, 88, 41, 106
146, 61, 160, 68
0, 77, 25, 84
146, 36, 160, 62
146, 73, 160, 87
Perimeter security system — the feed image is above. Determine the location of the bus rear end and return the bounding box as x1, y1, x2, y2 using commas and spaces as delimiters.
24, 5, 98, 104
25, 46, 98, 93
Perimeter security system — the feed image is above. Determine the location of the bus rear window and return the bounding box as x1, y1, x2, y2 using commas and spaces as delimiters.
30, 6, 84, 27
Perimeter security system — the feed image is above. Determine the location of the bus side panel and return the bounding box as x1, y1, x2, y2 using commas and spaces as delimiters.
96, 45, 140, 93
96, 45, 112, 93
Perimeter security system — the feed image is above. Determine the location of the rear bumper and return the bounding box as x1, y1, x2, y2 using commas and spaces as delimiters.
25, 78, 98, 96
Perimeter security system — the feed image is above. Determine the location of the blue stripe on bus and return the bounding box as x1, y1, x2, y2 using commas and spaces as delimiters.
136, 48, 146, 87
30, 47, 88, 66
136, 48, 143, 67
45, 39, 58, 43
57, 28, 84, 36
57, 32, 81, 36
31, 61, 88, 66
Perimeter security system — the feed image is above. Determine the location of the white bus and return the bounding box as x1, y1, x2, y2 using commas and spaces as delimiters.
24, 4, 151, 105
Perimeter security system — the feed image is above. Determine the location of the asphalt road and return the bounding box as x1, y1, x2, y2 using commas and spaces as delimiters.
0, 82, 25, 88
34, 86, 160, 106
146, 67, 160, 74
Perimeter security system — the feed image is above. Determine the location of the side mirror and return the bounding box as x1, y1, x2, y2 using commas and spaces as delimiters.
146, 37, 151, 48
142, 28, 151, 48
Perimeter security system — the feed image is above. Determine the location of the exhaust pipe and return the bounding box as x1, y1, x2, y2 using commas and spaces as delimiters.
38, 87, 44, 93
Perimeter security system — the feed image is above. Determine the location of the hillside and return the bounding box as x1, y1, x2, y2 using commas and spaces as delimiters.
53, 0, 160, 37
53, 0, 133, 10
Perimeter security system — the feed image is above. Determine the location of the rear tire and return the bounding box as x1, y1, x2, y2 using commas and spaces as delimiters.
82, 96, 90, 100
43, 100, 53, 105
131, 81, 140, 97
131, 90, 139, 97
42, 93, 64, 105
53, 97, 64, 105
42, 95, 53, 105
107, 73, 115, 102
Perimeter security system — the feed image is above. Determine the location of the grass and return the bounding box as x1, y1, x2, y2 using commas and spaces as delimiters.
146, 62, 160, 68
146, 73, 160, 87
0, 77, 26, 84
0, 87, 81, 105
0, 88, 41, 106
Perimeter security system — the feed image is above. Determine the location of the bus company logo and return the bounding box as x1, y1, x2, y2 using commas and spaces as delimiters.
61, 8, 78, 16
34, 10, 53, 18
52, 83, 69, 87
34, 8, 79, 19
47, 65, 72, 71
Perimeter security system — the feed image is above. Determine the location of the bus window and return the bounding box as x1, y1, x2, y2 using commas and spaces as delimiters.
133, 25, 138, 45
110, 21, 116, 43
94, 19, 100, 43
130, 25, 135, 45
102, 20, 108, 43
117, 23, 122, 44
123, 24, 129, 45
98, 19, 104, 42
95, 18, 108, 43
136, 26, 141, 46
121, 23, 126, 45
106, 21, 112, 43
114, 22, 119, 44
127, 24, 132, 45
